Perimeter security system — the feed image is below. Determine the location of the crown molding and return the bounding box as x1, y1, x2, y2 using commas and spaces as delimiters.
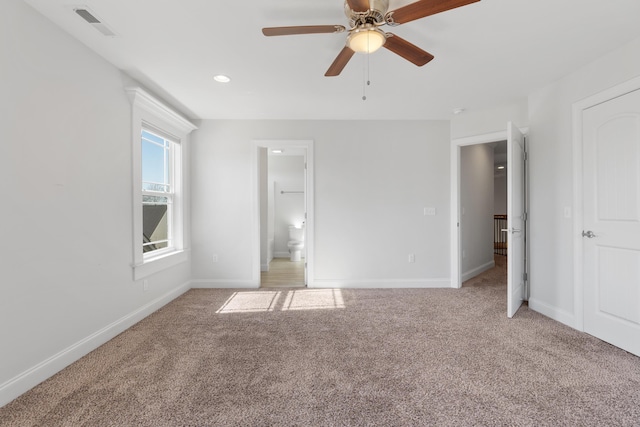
125, 87, 197, 135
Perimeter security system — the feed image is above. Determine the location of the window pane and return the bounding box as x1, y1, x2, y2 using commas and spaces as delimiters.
143, 182, 170, 192
142, 131, 169, 190
140, 127, 176, 256
143, 240, 168, 253
143, 202, 169, 253
142, 130, 165, 145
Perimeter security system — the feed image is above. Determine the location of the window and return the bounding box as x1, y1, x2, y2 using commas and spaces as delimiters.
142, 129, 174, 254
127, 87, 197, 280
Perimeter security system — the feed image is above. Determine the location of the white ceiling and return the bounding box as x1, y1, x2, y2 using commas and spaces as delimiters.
22, 0, 640, 121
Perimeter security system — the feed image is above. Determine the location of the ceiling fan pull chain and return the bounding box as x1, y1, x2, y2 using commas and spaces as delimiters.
362, 52, 367, 101
367, 41, 372, 87
362, 33, 372, 101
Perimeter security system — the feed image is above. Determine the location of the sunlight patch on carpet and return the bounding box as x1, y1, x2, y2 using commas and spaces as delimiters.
216, 291, 281, 313
281, 289, 345, 311
215, 289, 346, 313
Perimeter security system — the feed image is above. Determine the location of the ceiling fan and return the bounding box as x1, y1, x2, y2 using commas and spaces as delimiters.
262, 0, 480, 76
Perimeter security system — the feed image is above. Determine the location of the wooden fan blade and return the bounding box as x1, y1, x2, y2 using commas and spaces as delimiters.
262, 25, 346, 36
383, 33, 434, 66
325, 46, 356, 76
346, 0, 371, 13
389, 0, 480, 25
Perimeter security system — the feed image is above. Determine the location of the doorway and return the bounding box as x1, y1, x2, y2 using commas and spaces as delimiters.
451, 125, 528, 317
251, 140, 314, 288
459, 141, 506, 283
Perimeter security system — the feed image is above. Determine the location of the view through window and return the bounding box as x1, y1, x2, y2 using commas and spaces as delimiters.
141, 129, 173, 253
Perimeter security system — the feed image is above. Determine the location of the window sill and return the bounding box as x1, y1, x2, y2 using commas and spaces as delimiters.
133, 249, 189, 281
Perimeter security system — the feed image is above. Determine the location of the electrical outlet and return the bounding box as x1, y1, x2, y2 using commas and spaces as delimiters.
408, 253, 415, 263
143, 280, 149, 292
424, 207, 436, 216
212, 254, 218, 263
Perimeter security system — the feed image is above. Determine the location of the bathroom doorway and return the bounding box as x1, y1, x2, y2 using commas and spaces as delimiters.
251, 140, 314, 288
261, 258, 305, 288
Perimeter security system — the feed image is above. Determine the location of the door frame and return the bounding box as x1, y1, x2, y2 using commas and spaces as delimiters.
251, 139, 314, 287
450, 128, 529, 289
571, 75, 640, 331
451, 130, 508, 288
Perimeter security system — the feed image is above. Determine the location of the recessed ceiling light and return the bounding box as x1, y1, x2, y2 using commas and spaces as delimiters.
497, 166, 505, 170
214, 75, 231, 83
272, 149, 283, 154
452, 108, 465, 115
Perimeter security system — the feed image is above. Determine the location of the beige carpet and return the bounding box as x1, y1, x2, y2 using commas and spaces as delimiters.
2, 257, 640, 426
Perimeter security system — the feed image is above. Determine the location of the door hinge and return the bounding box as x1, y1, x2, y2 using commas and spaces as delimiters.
305, 262, 307, 268
305, 212, 307, 220
523, 272, 528, 282
305, 162, 307, 170
524, 152, 529, 161
522, 212, 528, 221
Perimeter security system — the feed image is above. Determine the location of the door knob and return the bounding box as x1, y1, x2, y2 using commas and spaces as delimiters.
582, 230, 596, 238
501, 228, 521, 233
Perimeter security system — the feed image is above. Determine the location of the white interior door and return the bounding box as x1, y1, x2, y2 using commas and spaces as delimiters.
582, 88, 640, 357
507, 122, 526, 318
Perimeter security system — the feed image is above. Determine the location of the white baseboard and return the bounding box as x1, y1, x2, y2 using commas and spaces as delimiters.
461, 260, 496, 282
0, 281, 191, 408
309, 278, 450, 289
528, 298, 576, 329
190, 279, 259, 289
261, 263, 269, 272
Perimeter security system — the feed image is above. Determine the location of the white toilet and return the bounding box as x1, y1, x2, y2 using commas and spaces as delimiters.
287, 224, 305, 262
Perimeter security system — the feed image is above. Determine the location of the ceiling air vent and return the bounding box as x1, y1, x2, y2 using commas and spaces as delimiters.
74, 7, 116, 37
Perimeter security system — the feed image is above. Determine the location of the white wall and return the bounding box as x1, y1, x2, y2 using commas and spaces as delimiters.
460, 144, 495, 280
259, 148, 269, 270
268, 170, 275, 262
494, 173, 507, 215
191, 120, 451, 287
527, 35, 640, 325
0, 0, 191, 406
269, 155, 305, 258
451, 100, 529, 140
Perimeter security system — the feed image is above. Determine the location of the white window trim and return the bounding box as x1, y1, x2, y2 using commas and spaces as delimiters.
126, 87, 197, 280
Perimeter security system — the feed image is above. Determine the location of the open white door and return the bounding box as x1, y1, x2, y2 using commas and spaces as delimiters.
507, 122, 526, 318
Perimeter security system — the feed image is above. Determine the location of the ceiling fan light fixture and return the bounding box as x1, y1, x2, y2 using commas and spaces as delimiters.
347, 27, 386, 53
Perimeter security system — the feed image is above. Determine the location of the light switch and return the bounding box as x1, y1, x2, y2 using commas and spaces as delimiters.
424, 207, 436, 216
